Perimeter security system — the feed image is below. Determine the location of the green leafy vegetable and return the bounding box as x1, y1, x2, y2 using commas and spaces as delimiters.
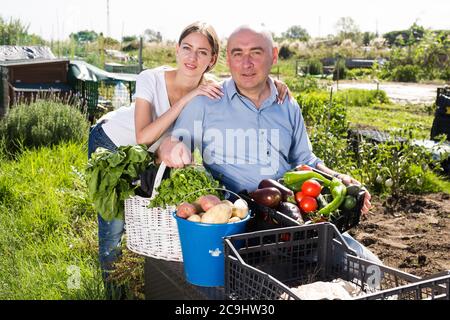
85, 144, 153, 221
149, 165, 221, 208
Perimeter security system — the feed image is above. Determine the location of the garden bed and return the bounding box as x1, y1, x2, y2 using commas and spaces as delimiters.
351, 193, 450, 277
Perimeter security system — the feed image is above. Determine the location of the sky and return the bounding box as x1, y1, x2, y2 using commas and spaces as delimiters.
1, 0, 450, 41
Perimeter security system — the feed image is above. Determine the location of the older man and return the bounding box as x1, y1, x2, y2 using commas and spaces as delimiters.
160, 26, 368, 202
158, 25, 380, 263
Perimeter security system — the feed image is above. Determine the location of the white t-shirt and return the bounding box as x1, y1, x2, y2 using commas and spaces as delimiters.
101, 66, 174, 151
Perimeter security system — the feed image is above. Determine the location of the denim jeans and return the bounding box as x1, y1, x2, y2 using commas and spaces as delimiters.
88, 122, 125, 285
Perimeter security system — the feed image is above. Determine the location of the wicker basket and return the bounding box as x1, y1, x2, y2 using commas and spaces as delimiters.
124, 162, 183, 262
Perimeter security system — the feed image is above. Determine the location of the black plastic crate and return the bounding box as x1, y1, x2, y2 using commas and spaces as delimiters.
224, 223, 450, 300
329, 187, 366, 233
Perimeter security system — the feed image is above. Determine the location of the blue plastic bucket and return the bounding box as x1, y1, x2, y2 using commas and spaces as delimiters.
174, 213, 250, 287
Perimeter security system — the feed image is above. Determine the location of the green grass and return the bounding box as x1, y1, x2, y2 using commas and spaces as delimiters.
426, 172, 450, 194
272, 59, 297, 78
0, 142, 104, 299
347, 104, 434, 139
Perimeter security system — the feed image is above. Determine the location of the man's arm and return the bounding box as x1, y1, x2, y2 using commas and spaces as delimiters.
157, 97, 206, 168
314, 163, 372, 215
289, 102, 372, 215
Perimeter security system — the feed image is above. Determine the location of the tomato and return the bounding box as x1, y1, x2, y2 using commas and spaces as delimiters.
301, 180, 322, 198
295, 191, 305, 204
299, 196, 318, 213
296, 164, 313, 171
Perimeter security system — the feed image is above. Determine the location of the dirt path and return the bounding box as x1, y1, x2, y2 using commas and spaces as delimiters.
350, 193, 450, 277
333, 81, 441, 105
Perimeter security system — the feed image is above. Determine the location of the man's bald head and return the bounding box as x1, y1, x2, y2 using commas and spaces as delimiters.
226, 24, 279, 102
227, 25, 275, 50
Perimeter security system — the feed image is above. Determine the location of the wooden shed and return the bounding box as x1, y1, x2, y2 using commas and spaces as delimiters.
0, 46, 72, 118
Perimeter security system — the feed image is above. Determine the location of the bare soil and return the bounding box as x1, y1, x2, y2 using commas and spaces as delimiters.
333, 81, 441, 105
350, 193, 450, 277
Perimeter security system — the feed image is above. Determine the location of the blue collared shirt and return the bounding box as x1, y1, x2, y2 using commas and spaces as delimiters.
171, 78, 323, 193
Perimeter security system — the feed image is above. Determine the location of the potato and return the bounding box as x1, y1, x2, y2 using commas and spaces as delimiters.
201, 204, 232, 224
187, 215, 202, 223
228, 217, 241, 223
233, 199, 249, 219
176, 202, 197, 219
221, 200, 234, 208
197, 195, 221, 212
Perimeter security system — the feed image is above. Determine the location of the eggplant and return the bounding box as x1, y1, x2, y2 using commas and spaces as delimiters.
250, 187, 282, 209
316, 194, 329, 210
346, 184, 362, 197
278, 202, 303, 223
258, 179, 294, 201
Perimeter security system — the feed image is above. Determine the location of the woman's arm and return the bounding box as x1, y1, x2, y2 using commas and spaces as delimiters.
272, 78, 292, 104
135, 97, 182, 146
135, 83, 223, 146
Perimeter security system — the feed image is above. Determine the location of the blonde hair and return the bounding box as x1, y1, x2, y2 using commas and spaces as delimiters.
178, 21, 220, 73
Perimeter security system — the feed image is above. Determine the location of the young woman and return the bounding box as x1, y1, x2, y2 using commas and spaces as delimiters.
88, 21, 290, 298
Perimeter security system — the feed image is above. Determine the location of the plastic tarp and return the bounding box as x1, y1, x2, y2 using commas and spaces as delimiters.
69, 60, 137, 83
0, 46, 55, 62
411, 139, 450, 161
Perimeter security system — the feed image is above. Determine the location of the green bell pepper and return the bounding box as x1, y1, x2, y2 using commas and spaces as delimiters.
283, 171, 332, 188
318, 178, 347, 216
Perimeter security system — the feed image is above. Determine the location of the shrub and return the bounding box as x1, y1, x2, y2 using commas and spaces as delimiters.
335, 89, 390, 106
279, 45, 294, 60
333, 59, 347, 80
284, 76, 322, 94
296, 91, 352, 171
296, 91, 348, 137
345, 68, 373, 80
440, 68, 450, 81
391, 64, 420, 82
306, 58, 323, 75
309, 126, 353, 172
350, 127, 444, 197
0, 100, 89, 154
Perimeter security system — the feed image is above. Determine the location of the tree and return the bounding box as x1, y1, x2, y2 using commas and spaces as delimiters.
122, 35, 138, 43
406, 23, 425, 45
282, 25, 310, 41
144, 29, 162, 43
383, 23, 426, 47
335, 17, 362, 44
0, 16, 44, 45
363, 32, 376, 46
70, 30, 99, 43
